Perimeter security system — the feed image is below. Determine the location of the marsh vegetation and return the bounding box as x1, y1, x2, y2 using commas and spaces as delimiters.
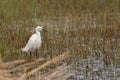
0, 0, 120, 79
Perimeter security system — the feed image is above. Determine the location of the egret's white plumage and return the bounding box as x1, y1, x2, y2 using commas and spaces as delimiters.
21, 26, 43, 58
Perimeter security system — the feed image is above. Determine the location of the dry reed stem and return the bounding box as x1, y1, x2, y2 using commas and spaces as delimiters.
44, 64, 74, 80
37, 63, 67, 79
25, 51, 69, 78
34, 64, 73, 80
22, 58, 44, 72
4, 59, 26, 68
9, 58, 43, 72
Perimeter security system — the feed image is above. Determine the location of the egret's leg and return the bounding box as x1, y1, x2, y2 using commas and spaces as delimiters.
35, 49, 38, 58
25, 53, 27, 59
30, 51, 32, 60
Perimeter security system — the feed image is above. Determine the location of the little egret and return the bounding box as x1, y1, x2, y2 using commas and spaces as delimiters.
21, 26, 46, 59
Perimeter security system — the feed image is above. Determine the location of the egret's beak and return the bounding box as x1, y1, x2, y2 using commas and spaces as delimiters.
43, 29, 47, 32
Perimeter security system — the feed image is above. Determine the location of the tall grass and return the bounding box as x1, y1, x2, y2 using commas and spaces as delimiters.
0, 0, 119, 66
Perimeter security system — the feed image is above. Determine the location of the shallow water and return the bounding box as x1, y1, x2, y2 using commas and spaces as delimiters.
73, 53, 120, 80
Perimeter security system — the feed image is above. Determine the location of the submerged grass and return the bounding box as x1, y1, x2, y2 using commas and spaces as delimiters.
0, 0, 119, 67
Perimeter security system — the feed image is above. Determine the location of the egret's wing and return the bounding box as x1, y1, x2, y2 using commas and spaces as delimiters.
23, 34, 37, 52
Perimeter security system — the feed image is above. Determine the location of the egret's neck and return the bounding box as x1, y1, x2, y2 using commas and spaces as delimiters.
35, 30, 41, 36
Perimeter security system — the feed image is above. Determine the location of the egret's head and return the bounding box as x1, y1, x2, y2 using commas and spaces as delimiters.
35, 26, 47, 32
36, 26, 43, 31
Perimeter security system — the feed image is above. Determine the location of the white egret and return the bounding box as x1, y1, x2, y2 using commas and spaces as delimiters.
21, 26, 45, 59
